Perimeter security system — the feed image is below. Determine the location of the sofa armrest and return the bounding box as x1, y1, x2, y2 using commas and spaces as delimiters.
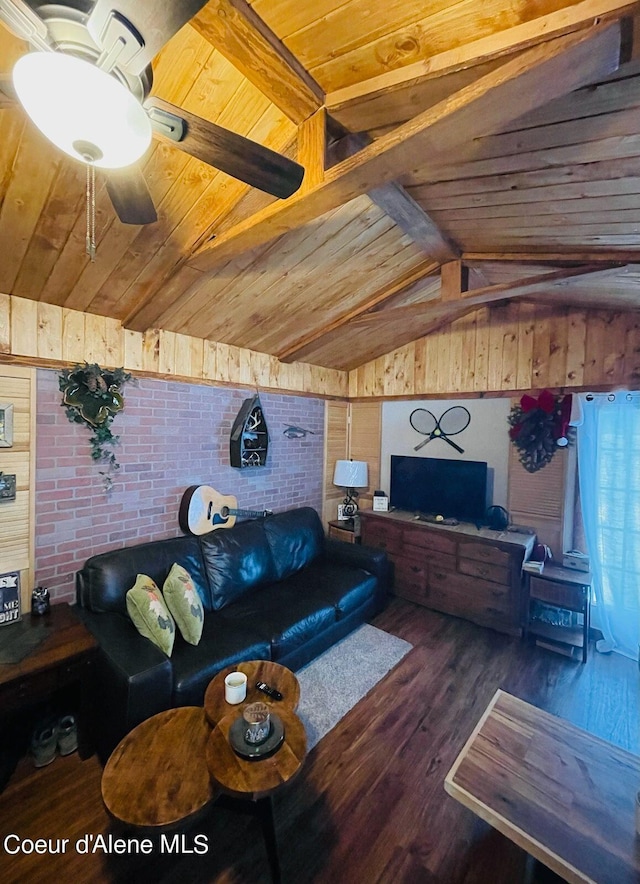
324, 538, 391, 597
75, 608, 173, 760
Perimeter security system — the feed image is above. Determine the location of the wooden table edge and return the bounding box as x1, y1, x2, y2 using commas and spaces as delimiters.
207, 709, 307, 802
444, 689, 600, 884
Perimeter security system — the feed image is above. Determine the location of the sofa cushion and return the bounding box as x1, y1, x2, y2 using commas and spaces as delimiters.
171, 616, 271, 706
276, 561, 377, 619
126, 575, 176, 657
163, 564, 204, 646
220, 583, 336, 660
201, 520, 277, 610
263, 507, 324, 581
78, 535, 211, 614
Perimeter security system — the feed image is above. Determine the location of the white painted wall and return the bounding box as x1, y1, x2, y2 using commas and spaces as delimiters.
380, 398, 511, 510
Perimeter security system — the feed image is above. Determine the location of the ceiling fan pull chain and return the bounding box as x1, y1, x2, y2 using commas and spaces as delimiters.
85, 163, 96, 262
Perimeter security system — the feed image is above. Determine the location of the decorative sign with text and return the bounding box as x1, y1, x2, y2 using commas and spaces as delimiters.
0, 571, 21, 625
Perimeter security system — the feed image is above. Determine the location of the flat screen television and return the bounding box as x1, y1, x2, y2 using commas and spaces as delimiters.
390, 455, 488, 523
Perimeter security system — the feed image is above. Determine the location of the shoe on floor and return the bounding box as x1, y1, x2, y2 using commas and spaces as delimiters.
30, 722, 58, 768
57, 715, 78, 756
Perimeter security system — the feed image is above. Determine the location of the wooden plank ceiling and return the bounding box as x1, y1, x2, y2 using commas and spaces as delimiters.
1, 0, 640, 374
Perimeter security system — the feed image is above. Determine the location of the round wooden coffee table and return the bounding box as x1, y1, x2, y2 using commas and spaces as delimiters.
203, 659, 300, 726
102, 706, 217, 831
206, 705, 306, 884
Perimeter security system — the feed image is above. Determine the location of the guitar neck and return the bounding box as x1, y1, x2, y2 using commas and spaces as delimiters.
227, 507, 271, 519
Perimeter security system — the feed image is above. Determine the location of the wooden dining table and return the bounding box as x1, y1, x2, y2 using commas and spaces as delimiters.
444, 689, 640, 884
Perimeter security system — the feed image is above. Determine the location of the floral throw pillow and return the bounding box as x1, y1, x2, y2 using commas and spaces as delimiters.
126, 574, 175, 656
163, 563, 204, 646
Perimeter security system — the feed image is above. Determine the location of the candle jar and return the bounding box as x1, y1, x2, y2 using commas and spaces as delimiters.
31, 586, 50, 616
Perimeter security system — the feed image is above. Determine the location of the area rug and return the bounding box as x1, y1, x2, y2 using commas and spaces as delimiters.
296, 624, 412, 750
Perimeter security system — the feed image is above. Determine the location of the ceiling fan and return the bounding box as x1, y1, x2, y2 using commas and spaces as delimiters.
0, 0, 305, 226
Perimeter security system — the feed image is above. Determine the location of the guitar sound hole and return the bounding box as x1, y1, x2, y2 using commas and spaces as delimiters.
221, 507, 229, 518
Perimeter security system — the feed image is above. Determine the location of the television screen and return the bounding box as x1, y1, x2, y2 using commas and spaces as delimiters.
390, 455, 488, 523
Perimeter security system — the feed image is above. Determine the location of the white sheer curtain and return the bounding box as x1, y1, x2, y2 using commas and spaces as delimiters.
577, 391, 640, 660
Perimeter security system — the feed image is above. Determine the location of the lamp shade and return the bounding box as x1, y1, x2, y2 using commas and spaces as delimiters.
333, 460, 368, 488
13, 52, 152, 169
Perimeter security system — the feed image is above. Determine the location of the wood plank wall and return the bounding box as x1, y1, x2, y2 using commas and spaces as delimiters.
0, 365, 36, 612
323, 400, 349, 525
322, 400, 382, 526
0, 294, 348, 398
348, 303, 640, 398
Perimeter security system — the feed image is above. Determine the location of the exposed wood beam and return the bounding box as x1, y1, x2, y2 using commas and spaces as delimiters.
529, 290, 640, 310
187, 23, 622, 277
367, 182, 459, 263
350, 265, 625, 333
190, 0, 323, 125
463, 250, 640, 262
326, 129, 459, 262
440, 261, 469, 302
326, 129, 459, 260
326, 0, 637, 132
277, 261, 440, 362
297, 109, 326, 193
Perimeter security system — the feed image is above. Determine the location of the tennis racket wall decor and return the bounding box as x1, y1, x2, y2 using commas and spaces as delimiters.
409, 406, 471, 453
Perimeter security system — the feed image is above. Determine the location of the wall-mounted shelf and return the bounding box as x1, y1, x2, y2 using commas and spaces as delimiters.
230, 395, 269, 469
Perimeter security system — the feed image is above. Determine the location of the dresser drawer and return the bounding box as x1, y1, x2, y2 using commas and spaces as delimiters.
361, 520, 403, 555
0, 666, 59, 710
429, 568, 512, 613
458, 542, 511, 567
403, 528, 456, 556
394, 555, 429, 593
458, 557, 510, 585
529, 577, 588, 609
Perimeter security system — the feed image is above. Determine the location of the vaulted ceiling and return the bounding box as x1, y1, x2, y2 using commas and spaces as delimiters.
1, 0, 640, 373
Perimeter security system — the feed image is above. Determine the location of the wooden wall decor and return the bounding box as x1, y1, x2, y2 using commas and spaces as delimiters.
230, 394, 269, 468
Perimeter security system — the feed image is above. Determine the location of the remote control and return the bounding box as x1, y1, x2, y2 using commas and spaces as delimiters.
256, 681, 283, 701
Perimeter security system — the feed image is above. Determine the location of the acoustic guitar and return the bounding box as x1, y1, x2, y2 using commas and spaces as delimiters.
179, 485, 272, 536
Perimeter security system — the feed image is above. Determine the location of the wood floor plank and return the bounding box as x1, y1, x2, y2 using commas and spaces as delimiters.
0, 598, 637, 883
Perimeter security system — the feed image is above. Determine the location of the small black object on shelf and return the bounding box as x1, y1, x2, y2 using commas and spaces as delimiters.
486, 505, 509, 530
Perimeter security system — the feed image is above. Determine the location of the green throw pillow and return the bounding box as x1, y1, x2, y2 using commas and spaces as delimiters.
163, 563, 204, 646
126, 574, 175, 656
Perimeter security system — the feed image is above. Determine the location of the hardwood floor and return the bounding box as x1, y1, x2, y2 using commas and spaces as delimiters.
0, 598, 637, 883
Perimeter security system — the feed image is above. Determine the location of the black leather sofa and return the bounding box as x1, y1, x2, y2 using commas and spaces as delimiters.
76, 506, 389, 759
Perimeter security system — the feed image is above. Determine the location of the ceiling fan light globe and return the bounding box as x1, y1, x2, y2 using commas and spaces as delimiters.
12, 52, 152, 169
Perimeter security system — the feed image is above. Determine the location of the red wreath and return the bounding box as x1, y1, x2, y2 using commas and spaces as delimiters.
508, 390, 573, 472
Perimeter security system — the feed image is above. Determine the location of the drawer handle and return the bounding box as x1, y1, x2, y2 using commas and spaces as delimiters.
477, 567, 489, 577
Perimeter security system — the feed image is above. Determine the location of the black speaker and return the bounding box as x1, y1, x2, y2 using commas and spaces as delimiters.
486, 505, 509, 530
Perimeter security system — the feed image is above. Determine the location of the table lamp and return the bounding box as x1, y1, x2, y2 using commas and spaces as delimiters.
333, 460, 368, 520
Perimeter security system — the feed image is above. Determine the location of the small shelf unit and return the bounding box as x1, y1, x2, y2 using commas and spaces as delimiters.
229, 394, 269, 469
524, 564, 591, 663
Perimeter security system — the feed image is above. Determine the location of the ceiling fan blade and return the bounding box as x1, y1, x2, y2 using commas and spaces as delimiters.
87, 0, 209, 76
105, 167, 157, 225
145, 97, 305, 200
0, 0, 50, 51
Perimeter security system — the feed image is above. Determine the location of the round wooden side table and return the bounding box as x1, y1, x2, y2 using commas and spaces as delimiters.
206, 705, 306, 884
101, 706, 216, 831
203, 659, 300, 726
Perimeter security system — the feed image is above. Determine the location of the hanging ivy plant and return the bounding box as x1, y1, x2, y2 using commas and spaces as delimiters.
508, 390, 574, 473
59, 363, 132, 492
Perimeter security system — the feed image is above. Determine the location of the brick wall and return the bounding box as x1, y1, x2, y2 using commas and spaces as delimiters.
36, 370, 325, 603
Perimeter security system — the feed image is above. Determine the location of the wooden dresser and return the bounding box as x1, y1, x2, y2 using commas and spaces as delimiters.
360, 510, 535, 635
